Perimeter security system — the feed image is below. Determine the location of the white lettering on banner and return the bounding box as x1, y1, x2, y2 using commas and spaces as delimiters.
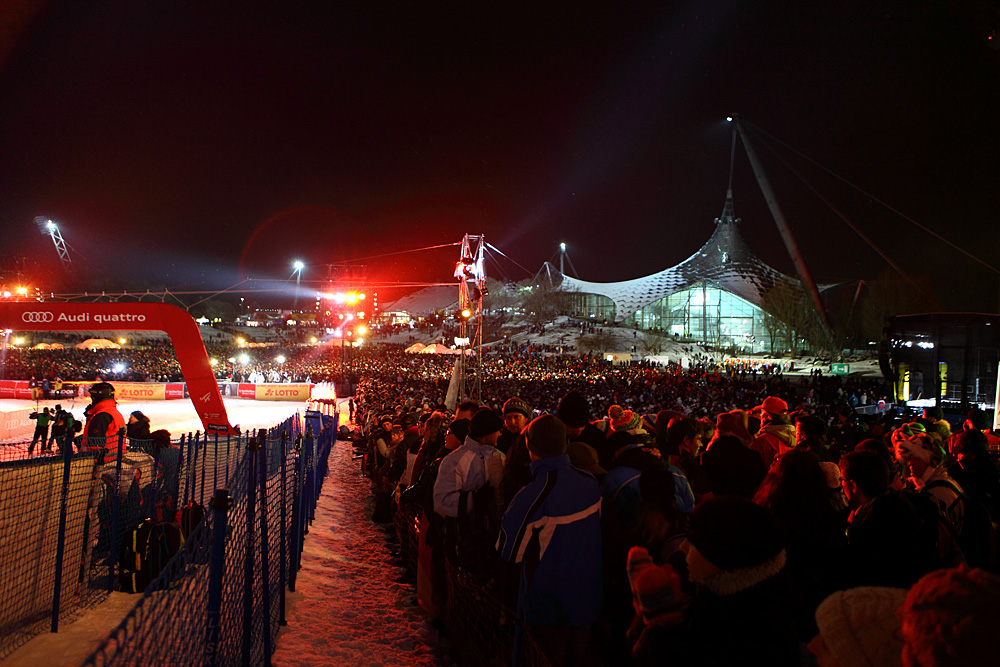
93, 314, 147, 324
56, 313, 89, 323
199, 393, 211, 403
264, 387, 301, 397
21, 312, 55, 323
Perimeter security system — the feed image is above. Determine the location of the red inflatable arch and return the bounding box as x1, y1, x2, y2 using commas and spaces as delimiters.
1, 302, 236, 434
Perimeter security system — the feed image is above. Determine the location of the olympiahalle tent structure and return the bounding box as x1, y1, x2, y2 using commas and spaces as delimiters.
553, 191, 802, 353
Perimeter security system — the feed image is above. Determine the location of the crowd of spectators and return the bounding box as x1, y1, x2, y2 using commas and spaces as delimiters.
351, 348, 1000, 667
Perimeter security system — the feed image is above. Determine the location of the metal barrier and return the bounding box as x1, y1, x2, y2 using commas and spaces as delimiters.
80, 410, 334, 666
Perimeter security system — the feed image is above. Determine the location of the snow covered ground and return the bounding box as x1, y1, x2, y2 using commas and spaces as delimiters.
272, 425, 447, 667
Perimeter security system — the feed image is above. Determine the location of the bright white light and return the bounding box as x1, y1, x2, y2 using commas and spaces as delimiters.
228, 357, 236, 363
726, 116, 733, 122
113, 363, 125, 373
13, 337, 24, 345
333, 293, 345, 304
47, 220, 55, 229
237, 337, 245, 345
118, 337, 126, 344
560, 242, 566, 251
16, 286, 27, 295
240, 354, 250, 365
293, 260, 305, 271
917, 341, 935, 349
356, 325, 367, 335
210, 358, 218, 366
276, 355, 286, 363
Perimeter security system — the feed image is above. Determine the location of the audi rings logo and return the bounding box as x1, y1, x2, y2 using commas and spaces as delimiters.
21, 312, 55, 323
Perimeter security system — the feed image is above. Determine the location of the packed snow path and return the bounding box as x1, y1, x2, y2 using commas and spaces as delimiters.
272, 437, 447, 667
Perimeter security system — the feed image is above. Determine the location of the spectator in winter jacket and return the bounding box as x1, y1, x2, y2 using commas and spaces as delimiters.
497, 414, 603, 667
808, 586, 908, 667
556, 390, 611, 471
750, 396, 794, 470
497, 396, 531, 455
127, 411, 152, 441
679, 496, 799, 666
432, 408, 505, 519
28, 406, 52, 455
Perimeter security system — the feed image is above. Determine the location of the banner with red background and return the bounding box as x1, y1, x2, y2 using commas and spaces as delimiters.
1, 303, 235, 434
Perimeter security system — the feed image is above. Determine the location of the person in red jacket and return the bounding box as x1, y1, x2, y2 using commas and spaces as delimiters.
84, 382, 126, 459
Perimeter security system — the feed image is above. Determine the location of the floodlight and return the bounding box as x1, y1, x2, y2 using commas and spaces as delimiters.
240, 354, 250, 364
13, 337, 23, 345
118, 338, 126, 344
357, 325, 367, 335
293, 260, 305, 271
113, 363, 125, 373
560, 242, 566, 251
358, 293, 366, 300
210, 358, 218, 366
726, 116, 733, 122
310, 337, 317, 343
276, 355, 286, 363
16, 286, 27, 295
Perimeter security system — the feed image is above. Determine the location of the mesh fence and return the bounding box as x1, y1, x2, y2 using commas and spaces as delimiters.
80, 410, 334, 667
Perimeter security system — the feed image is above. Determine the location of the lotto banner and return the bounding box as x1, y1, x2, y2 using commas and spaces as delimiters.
112, 383, 167, 401
255, 384, 312, 401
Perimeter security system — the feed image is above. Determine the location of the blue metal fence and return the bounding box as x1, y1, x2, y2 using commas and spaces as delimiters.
80, 409, 335, 666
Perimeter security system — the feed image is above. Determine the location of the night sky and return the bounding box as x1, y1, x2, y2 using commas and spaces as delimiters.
1, 2, 998, 309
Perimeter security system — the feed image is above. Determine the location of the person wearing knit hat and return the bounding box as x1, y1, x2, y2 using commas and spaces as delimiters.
554, 390, 612, 472
567, 441, 606, 477
679, 496, 799, 666
808, 586, 908, 667
468, 407, 503, 444
498, 397, 532, 455
899, 565, 1000, 667
625, 546, 688, 664
611, 408, 642, 433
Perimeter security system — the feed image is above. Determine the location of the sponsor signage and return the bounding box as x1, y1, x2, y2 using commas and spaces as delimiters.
255, 384, 312, 401
165, 383, 184, 400
0, 408, 37, 440
0, 380, 34, 400
830, 363, 850, 375
237, 384, 257, 399
1, 302, 236, 433
113, 383, 166, 401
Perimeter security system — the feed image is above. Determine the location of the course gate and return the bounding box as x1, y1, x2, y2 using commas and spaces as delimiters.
1, 302, 236, 434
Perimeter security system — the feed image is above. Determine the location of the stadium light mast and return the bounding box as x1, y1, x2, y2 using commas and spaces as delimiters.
34, 216, 72, 271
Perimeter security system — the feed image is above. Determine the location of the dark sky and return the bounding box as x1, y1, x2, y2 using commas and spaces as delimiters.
1, 1, 998, 309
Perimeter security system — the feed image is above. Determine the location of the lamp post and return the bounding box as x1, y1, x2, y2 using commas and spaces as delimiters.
292, 260, 305, 308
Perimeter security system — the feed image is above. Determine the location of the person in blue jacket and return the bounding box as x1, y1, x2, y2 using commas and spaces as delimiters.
496, 414, 603, 667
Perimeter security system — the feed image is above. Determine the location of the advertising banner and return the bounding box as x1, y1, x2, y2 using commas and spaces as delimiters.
255, 384, 312, 401
112, 383, 167, 401
0, 408, 36, 440
0, 303, 235, 434
0, 381, 33, 400
165, 383, 184, 400
237, 384, 257, 399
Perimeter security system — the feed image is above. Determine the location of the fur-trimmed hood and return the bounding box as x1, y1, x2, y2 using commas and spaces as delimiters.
692, 549, 787, 596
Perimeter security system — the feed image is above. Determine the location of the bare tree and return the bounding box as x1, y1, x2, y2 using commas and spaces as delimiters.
637, 331, 666, 356
577, 330, 617, 355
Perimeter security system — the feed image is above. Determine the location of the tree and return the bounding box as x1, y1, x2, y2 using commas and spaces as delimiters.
578, 330, 617, 355
519, 282, 574, 326
637, 331, 666, 356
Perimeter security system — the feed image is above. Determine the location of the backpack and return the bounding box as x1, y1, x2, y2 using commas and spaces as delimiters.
924, 480, 998, 571
179, 501, 206, 540
118, 519, 184, 593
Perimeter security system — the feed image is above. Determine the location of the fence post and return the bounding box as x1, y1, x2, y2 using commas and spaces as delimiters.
205, 488, 233, 667
279, 431, 288, 625
305, 427, 316, 522
257, 429, 273, 664
243, 432, 261, 667
148, 441, 161, 521
226, 432, 232, 484
289, 435, 303, 591
177, 433, 187, 506
50, 431, 76, 632
198, 432, 206, 506
107, 429, 125, 593
187, 433, 197, 506
213, 431, 220, 498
